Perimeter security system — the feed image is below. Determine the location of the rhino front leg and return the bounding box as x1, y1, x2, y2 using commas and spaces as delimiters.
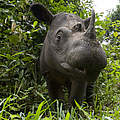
69, 79, 87, 107
86, 81, 94, 105
47, 78, 64, 102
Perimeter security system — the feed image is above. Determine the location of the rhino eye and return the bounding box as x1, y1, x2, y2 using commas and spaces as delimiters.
56, 30, 63, 42
72, 23, 82, 32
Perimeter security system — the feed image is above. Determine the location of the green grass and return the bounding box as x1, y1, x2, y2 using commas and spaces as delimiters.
0, 91, 120, 120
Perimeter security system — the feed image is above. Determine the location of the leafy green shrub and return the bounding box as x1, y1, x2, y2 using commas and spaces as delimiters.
93, 9, 120, 119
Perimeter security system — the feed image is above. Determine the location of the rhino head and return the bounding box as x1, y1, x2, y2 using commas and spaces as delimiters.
31, 4, 107, 107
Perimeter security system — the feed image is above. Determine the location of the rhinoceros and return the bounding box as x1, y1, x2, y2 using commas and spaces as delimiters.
30, 4, 107, 107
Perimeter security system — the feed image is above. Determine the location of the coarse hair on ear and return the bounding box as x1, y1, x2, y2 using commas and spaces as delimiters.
30, 3, 54, 25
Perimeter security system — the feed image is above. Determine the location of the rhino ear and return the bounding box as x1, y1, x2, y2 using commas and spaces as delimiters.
84, 17, 91, 29
30, 3, 54, 25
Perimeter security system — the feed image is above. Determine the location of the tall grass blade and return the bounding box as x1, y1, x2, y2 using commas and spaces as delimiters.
65, 112, 70, 120
0, 95, 11, 120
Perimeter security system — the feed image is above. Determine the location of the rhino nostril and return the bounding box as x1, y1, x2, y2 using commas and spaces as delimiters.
76, 66, 86, 74
78, 66, 84, 71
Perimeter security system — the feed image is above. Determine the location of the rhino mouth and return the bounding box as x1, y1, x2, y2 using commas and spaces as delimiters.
60, 62, 86, 76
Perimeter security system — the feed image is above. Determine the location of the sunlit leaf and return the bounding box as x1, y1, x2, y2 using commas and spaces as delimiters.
65, 112, 70, 120
10, 114, 21, 119
50, 0, 53, 3
33, 21, 38, 28
113, 32, 118, 37
12, 51, 24, 57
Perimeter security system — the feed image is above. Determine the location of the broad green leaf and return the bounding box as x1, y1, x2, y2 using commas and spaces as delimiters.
50, 0, 53, 3
113, 32, 118, 37
33, 21, 38, 28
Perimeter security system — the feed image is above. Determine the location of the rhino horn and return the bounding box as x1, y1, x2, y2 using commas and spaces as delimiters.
84, 9, 96, 39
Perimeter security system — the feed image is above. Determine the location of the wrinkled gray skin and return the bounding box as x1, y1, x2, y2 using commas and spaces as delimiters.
31, 4, 107, 107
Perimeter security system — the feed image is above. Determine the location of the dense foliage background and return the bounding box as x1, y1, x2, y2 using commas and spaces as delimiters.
0, 0, 120, 119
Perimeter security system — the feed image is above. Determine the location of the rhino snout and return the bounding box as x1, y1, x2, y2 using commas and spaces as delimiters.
65, 46, 107, 73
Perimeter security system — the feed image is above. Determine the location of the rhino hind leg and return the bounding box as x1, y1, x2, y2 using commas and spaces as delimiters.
86, 71, 100, 105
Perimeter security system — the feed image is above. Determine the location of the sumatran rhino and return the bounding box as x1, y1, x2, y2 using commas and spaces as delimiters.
30, 4, 107, 107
